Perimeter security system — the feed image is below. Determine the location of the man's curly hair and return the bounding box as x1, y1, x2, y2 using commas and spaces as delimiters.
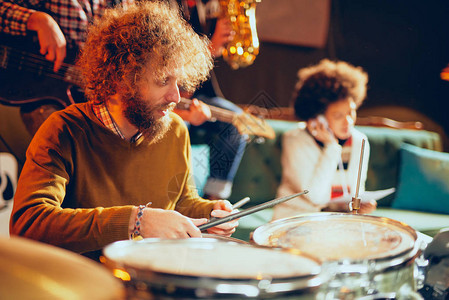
293, 59, 368, 121
77, 1, 213, 104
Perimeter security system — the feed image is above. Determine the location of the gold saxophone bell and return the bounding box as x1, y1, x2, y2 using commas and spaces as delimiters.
219, 0, 261, 70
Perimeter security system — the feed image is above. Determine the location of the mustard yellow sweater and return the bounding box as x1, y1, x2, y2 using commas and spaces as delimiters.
10, 102, 216, 254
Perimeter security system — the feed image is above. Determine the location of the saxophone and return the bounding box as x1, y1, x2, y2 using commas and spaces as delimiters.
219, 0, 261, 69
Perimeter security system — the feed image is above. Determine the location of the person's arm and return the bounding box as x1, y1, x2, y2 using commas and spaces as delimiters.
10, 110, 159, 254
10, 131, 132, 253
209, 17, 234, 57
128, 199, 237, 238
0, 2, 34, 36
128, 206, 208, 239
27, 11, 67, 72
10, 119, 210, 251
0, 2, 66, 72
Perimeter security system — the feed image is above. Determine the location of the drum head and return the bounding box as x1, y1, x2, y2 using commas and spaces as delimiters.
103, 238, 328, 298
253, 213, 418, 261
104, 238, 321, 280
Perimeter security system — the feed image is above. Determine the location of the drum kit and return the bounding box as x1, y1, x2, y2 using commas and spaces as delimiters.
101, 213, 433, 300
2, 144, 439, 300
1, 211, 439, 299
99, 143, 434, 299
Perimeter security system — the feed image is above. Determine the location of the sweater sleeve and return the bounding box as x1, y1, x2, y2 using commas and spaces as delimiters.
10, 114, 133, 254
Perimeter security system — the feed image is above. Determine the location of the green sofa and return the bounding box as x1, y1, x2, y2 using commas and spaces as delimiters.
192, 119, 449, 241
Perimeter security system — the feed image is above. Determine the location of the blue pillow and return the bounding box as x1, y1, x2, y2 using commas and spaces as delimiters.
392, 143, 449, 214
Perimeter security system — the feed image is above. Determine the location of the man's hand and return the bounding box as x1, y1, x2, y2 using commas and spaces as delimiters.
138, 208, 208, 238
27, 11, 67, 72
174, 98, 211, 126
209, 18, 234, 57
206, 200, 238, 237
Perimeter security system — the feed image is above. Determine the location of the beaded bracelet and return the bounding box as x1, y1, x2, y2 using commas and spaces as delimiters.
130, 202, 152, 240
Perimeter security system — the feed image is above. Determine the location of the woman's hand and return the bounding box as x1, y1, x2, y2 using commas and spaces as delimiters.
307, 116, 337, 145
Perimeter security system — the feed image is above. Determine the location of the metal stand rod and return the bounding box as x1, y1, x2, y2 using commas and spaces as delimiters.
351, 139, 366, 214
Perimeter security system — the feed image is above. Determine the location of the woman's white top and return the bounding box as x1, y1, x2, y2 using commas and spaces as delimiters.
273, 125, 370, 220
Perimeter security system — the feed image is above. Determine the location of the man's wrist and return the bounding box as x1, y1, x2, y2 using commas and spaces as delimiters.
129, 202, 152, 240
128, 206, 138, 237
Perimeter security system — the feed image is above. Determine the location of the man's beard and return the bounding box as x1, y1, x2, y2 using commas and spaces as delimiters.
123, 96, 176, 143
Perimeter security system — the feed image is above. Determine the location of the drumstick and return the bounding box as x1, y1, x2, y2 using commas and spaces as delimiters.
198, 191, 308, 231
232, 197, 251, 209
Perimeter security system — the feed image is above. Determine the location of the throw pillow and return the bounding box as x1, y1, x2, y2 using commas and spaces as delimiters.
190, 144, 210, 197
392, 143, 449, 214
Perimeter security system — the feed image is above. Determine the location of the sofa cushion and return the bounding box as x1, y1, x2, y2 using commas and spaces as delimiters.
191, 144, 210, 197
392, 143, 449, 215
228, 120, 298, 205
356, 126, 442, 206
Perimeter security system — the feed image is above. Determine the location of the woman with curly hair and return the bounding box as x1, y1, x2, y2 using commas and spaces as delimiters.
10, 1, 238, 261
273, 59, 376, 220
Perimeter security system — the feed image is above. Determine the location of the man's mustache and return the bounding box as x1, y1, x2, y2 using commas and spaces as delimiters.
154, 102, 177, 113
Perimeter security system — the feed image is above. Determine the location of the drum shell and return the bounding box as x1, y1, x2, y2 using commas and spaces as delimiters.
252, 213, 425, 296
102, 238, 327, 299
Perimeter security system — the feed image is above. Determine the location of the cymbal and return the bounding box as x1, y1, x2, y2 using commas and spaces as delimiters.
0, 236, 124, 299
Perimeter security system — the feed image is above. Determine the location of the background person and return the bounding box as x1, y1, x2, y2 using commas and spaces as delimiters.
0, 0, 136, 135
173, 0, 248, 200
273, 59, 376, 220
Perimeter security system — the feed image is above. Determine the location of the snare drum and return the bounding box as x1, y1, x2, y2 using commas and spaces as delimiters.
103, 238, 327, 299
253, 213, 425, 298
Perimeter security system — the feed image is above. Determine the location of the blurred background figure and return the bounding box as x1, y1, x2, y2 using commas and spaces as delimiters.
273, 59, 376, 220
173, 0, 248, 200
0, 0, 136, 135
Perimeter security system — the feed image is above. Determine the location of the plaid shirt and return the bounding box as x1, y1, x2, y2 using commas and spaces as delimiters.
92, 102, 142, 143
0, 0, 133, 49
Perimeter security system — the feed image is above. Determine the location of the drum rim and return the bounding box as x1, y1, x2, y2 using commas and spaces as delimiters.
253, 212, 419, 266
103, 238, 328, 296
